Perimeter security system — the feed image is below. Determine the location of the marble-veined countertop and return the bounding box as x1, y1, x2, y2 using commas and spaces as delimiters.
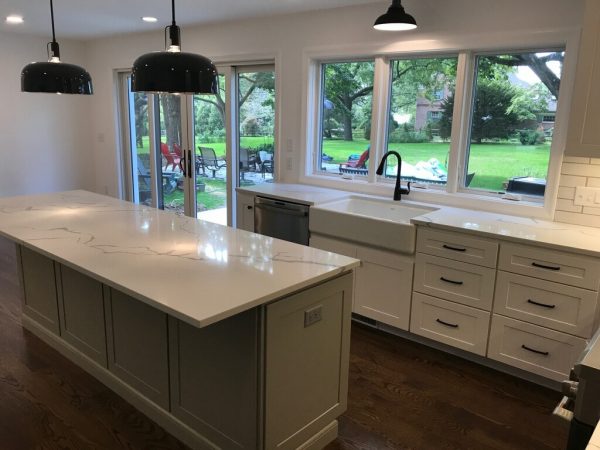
0, 190, 359, 328
236, 183, 348, 205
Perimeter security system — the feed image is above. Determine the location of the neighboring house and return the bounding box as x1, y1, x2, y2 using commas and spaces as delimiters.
414, 75, 558, 135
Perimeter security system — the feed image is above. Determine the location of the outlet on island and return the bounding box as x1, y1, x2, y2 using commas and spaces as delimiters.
304, 305, 323, 327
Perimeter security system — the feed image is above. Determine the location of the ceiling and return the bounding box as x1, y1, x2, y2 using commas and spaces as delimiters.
0, 0, 383, 40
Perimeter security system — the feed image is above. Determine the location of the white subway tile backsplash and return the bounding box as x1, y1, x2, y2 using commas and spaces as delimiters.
557, 187, 576, 199
556, 198, 583, 213
583, 206, 600, 216
555, 156, 600, 227
559, 175, 587, 187
555, 211, 600, 227
563, 156, 591, 164
561, 163, 600, 177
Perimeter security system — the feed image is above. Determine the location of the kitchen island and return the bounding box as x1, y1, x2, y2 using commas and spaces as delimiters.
0, 190, 359, 450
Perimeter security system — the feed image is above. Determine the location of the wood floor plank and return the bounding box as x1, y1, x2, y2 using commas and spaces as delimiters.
0, 236, 568, 449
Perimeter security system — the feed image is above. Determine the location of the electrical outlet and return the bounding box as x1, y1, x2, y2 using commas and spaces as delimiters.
286, 157, 293, 171
286, 138, 293, 153
304, 305, 322, 327
574, 186, 600, 206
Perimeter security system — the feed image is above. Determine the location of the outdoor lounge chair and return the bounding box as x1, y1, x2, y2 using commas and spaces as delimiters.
137, 156, 179, 199
239, 147, 258, 181
197, 147, 227, 178
258, 150, 274, 178
160, 142, 181, 171
339, 149, 369, 175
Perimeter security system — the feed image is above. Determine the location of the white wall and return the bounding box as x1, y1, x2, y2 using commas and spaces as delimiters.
84, 0, 584, 197
0, 31, 93, 197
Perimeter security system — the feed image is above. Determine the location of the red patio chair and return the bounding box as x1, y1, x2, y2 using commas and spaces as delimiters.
160, 142, 181, 171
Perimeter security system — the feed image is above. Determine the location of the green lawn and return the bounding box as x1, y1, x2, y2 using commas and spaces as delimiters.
321, 138, 551, 191
136, 135, 273, 157
138, 135, 551, 193
163, 178, 227, 211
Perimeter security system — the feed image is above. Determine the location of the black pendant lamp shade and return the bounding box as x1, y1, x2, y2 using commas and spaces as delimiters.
131, 0, 218, 94
374, 0, 418, 31
21, 0, 93, 94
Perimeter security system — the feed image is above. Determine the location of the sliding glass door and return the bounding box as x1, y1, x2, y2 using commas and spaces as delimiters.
120, 64, 276, 226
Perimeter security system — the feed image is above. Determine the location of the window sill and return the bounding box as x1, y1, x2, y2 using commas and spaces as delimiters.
299, 173, 552, 220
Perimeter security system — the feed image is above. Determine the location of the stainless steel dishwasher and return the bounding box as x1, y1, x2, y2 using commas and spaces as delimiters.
254, 196, 310, 245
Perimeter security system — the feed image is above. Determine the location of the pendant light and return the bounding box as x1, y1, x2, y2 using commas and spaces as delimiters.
131, 0, 218, 94
373, 0, 418, 31
21, 0, 93, 95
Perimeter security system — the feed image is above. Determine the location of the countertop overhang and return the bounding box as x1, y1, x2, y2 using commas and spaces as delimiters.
0, 190, 359, 328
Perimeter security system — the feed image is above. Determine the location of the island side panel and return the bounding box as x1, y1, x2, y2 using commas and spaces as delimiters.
57, 265, 108, 367
265, 272, 353, 450
17, 245, 60, 334
168, 309, 260, 449
105, 288, 170, 411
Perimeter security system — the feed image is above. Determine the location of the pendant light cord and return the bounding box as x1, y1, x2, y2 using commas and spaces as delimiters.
50, 0, 56, 43
165, 0, 181, 50
47, 0, 60, 60
171, 0, 176, 26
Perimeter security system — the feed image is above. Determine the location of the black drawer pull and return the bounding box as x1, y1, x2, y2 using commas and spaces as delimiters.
247, 205, 253, 210
527, 299, 556, 309
442, 244, 467, 252
531, 262, 560, 271
436, 318, 459, 328
521, 344, 549, 356
440, 276, 463, 285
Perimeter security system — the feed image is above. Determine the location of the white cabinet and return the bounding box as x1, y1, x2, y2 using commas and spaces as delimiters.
565, 0, 600, 156
236, 191, 255, 232
310, 234, 413, 330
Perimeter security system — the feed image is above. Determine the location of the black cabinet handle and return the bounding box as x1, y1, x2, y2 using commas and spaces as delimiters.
442, 244, 467, 252
247, 205, 253, 210
527, 299, 556, 309
521, 344, 549, 356
531, 262, 560, 271
436, 318, 459, 328
440, 276, 463, 285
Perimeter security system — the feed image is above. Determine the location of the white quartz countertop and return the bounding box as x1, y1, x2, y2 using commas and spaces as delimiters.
0, 190, 359, 328
237, 183, 348, 205
412, 206, 600, 257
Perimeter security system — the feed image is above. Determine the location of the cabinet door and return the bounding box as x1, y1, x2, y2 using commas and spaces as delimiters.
58, 265, 107, 366
565, 0, 600, 156
105, 289, 169, 410
354, 245, 414, 330
236, 191, 255, 232
265, 273, 352, 450
309, 233, 357, 258
17, 246, 60, 334
169, 309, 259, 449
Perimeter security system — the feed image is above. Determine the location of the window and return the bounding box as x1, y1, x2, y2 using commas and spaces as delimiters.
385, 56, 458, 184
465, 51, 565, 195
318, 61, 374, 177
308, 45, 569, 211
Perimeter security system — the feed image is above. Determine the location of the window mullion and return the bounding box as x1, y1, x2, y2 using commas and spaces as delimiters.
369, 56, 390, 184
448, 52, 475, 194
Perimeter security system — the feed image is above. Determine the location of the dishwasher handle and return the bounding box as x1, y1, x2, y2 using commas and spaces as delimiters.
254, 202, 308, 217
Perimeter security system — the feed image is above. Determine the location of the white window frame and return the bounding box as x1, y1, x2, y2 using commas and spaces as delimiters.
300, 30, 580, 220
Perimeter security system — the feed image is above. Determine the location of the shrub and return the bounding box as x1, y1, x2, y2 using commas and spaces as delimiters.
518, 129, 545, 145
388, 128, 430, 143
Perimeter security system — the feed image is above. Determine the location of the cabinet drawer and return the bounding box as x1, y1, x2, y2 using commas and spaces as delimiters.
498, 243, 600, 290
414, 253, 496, 310
417, 228, 498, 268
488, 315, 587, 381
410, 293, 490, 356
494, 271, 598, 338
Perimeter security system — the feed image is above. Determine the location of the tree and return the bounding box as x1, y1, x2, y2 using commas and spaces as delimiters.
160, 95, 181, 150
440, 79, 522, 143
323, 62, 374, 141
133, 93, 148, 148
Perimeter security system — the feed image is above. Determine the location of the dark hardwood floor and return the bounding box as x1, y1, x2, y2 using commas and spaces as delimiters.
0, 236, 567, 449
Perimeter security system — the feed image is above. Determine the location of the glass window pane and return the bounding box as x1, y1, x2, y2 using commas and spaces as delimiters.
385, 56, 458, 184
127, 77, 151, 205
319, 61, 375, 177
466, 50, 565, 196
157, 94, 184, 214
194, 74, 227, 224
238, 70, 275, 186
